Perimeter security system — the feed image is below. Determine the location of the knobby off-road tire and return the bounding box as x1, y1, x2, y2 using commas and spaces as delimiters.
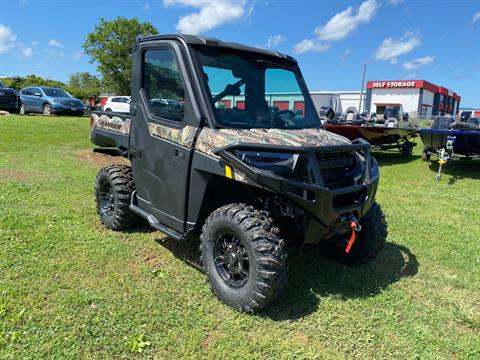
200, 203, 288, 312
95, 165, 138, 231
325, 202, 387, 266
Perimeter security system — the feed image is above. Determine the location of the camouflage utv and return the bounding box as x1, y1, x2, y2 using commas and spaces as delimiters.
90, 34, 387, 311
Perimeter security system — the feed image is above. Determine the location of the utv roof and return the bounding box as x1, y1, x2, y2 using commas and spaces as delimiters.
137, 34, 297, 63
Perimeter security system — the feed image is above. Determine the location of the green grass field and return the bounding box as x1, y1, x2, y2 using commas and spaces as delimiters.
1, 115, 479, 359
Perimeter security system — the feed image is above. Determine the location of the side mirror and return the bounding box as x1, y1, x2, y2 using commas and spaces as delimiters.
223, 84, 241, 97
34, 92, 42, 97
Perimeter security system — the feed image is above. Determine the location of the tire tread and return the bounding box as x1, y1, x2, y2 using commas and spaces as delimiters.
200, 203, 287, 312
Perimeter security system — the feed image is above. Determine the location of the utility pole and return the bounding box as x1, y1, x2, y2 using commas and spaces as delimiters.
358, 63, 366, 114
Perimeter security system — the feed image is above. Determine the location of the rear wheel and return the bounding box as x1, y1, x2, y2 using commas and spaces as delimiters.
421, 151, 431, 162
402, 142, 414, 159
43, 104, 52, 115
95, 165, 138, 230
324, 202, 387, 266
200, 203, 287, 311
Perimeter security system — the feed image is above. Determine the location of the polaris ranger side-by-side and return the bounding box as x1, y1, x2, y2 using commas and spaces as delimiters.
90, 34, 387, 311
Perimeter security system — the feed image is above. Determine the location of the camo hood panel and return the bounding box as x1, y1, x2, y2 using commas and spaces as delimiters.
195, 127, 351, 156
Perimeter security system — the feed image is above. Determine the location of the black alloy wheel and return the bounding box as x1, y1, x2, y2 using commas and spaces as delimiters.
98, 181, 115, 218
213, 231, 250, 288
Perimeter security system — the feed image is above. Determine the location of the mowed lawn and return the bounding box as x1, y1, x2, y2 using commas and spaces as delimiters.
1, 115, 479, 359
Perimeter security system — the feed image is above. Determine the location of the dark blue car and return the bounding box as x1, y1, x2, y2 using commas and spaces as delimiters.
0, 80, 21, 113
19, 86, 85, 115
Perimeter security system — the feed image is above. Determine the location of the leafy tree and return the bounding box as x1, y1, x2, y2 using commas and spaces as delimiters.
83, 17, 158, 95
2, 75, 66, 90
67, 72, 103, 99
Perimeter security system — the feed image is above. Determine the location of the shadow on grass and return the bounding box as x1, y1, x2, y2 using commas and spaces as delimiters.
427, 159, 480, 184
123, 219, 156, 234
153, 235, 417, 320
154, 236, 203, 272
372, 152, 420, 167
262, 243, 418, 321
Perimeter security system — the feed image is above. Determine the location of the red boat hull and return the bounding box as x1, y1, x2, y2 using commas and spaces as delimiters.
323, 124, 418, 146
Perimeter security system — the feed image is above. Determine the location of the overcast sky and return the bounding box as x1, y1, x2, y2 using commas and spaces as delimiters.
0, 0, 479, 106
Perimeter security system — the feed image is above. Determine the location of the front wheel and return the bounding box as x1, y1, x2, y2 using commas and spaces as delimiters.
43, 104, 52, 115
200, 203, 287, 312
324, 202, 387, 266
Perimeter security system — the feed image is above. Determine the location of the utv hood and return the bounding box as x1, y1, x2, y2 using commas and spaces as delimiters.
196, 127, 351, 157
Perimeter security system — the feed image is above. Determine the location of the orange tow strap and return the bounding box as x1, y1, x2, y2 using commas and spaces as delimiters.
345, 220, 359, 254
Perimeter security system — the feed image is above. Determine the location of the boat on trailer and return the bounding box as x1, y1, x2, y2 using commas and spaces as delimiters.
419, 116, 480, 179
322, 113, 418, 158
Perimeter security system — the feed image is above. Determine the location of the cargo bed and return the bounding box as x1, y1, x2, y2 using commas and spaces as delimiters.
90, 111, 131, 155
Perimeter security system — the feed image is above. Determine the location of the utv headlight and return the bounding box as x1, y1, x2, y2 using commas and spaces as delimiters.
234, 151, 298, 175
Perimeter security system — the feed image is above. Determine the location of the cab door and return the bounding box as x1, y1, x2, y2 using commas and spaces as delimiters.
129, 43, 201, 233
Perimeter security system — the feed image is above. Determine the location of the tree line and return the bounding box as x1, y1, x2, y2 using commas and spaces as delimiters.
2, 73, 103, 100
3, 17, 158, 100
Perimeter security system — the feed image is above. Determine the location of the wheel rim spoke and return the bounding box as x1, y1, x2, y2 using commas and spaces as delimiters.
99, 183, 114, 216
215, 255, 226, 265
239, 248, 248, 262
238, 267, 248, 277
214, 231, 249, 288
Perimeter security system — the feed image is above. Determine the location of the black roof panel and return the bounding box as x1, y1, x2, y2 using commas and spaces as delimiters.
137, 34, 297, 63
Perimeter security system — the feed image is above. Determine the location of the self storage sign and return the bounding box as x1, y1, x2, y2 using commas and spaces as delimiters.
371, 81, 416, 88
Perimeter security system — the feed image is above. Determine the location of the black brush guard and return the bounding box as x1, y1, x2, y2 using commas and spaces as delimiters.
214, 138, 379, 245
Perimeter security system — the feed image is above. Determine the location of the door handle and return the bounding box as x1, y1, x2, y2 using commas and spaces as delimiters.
174, 148, 185, 161
129, 147, 143, 157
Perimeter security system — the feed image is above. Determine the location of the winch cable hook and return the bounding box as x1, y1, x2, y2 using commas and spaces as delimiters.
345, 217, 362, 254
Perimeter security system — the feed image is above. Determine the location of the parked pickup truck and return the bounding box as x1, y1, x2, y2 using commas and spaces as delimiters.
90, 34, 387, 311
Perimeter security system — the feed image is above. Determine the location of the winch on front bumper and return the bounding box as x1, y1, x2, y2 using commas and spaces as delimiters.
214, 138, 379, 246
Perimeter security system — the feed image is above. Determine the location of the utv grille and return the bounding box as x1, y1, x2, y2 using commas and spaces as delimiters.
293, 151, 356, 190
318, 151, 355, 190
333, 189, 366, 210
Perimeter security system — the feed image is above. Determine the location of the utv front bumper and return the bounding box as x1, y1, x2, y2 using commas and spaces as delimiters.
215, 139, 379, 245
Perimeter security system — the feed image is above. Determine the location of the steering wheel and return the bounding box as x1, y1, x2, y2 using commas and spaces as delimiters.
272, 109, 295, 128
273, 109, 295, 119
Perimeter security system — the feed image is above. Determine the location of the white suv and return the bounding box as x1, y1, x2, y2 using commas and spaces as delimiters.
103, 96, 131, 113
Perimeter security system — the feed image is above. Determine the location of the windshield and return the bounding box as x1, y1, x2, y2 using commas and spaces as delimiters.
467, 118, 479, 127
432, 116, 454, 129
384, 106, 400, 118
194, 47, 319, 129
42, 88, 71, 98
